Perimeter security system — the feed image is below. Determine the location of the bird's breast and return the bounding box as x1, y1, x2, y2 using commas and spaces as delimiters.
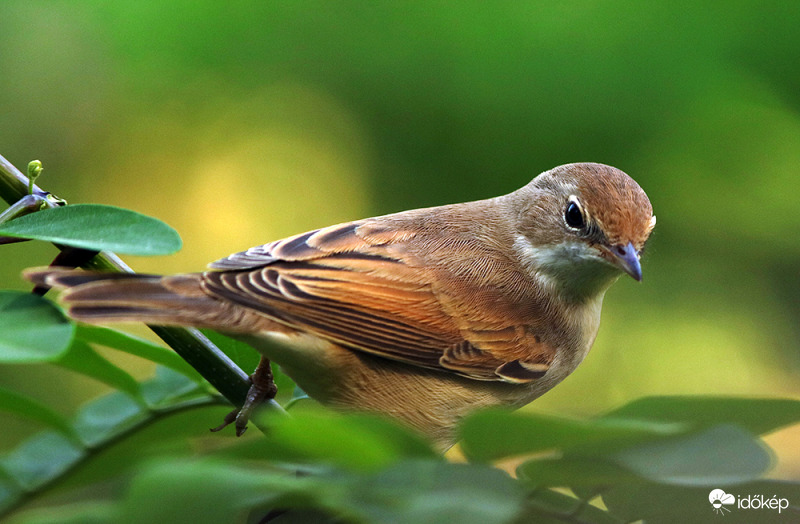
548, 294, 605, 382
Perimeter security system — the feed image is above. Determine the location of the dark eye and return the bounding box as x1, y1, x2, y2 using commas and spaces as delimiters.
564, 200, 585, 229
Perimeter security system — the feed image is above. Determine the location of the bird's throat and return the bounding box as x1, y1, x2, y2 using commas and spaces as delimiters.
513, 236, 620, 303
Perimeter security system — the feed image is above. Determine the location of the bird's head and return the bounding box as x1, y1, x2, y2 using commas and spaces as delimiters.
510, 162, 656, 301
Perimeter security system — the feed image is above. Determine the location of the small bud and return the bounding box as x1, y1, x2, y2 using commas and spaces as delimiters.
27, 160, 43, 195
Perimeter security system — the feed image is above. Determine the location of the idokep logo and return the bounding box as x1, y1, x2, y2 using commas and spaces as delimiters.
709, 488, 790, 516
709, 489, 735, 515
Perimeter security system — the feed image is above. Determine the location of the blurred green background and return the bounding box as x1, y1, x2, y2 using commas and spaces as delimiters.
1, 2, 798, 477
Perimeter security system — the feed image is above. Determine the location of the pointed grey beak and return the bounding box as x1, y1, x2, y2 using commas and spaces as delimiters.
609, 241, 642, 281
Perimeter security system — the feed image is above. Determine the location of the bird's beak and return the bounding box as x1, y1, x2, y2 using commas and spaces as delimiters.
605, 241, 643, 281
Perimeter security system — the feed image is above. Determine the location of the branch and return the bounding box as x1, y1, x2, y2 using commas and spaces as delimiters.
0, 154, 284, 424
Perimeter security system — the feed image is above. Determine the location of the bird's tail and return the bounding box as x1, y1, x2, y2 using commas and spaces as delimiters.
24, 267, 235, 329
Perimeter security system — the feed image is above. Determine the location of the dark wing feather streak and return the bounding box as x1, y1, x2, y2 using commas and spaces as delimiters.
203, 259, 452, 369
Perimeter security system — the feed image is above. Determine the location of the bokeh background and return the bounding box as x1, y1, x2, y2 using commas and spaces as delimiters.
1, 2, 799, 477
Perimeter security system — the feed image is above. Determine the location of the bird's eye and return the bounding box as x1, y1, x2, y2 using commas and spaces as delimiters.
564, 199, 585, 229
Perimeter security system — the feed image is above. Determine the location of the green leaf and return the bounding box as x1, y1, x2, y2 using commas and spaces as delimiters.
518, 426, 771, 495
254, 407, 437, 471
517, 455, 638, 488
71, 391, 150, 447
603, 396, 800, 436
0, 291, 74, 363
459, 409, 683, 462
76, 325, 203, 384
517, 426, 772, 490
117, 460, 312, 524
139, 366, 212, 408
115, 458, 525, 524
0, 431, 86, 490
0, 386, 79, 440
613, 425, 772, 486
56, 340, 144, 403
343, 459, 524, 524
0, 204, 181, 255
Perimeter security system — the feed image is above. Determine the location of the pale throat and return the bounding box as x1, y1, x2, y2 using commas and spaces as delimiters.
512, 235, 620, 303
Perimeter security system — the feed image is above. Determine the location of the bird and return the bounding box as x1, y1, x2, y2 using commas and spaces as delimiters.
25, 162, 655, 448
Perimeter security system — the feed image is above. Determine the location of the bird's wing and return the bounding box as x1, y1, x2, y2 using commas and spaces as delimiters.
205, 219, 556, 383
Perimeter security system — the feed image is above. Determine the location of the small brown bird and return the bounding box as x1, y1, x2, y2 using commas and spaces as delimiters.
26, 162, 655, 447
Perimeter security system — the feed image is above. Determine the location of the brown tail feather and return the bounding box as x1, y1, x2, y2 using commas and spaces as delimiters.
22, 267, 238, 329
25, 268, 155, 288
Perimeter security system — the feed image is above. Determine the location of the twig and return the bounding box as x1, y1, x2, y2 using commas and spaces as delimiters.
0, 154, 285, 428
